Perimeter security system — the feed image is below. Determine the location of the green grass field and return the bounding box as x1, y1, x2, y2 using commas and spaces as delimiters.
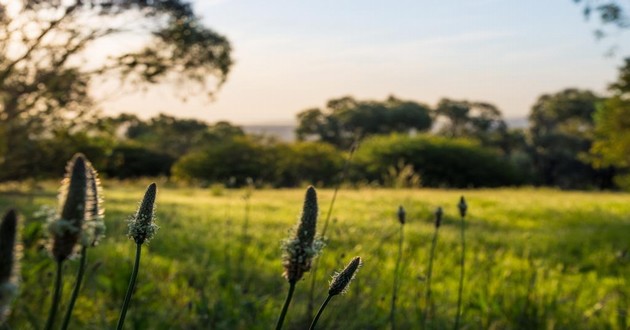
0, 183, 629, 329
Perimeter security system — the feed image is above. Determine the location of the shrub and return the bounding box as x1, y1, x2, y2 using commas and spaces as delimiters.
275, 142, 344, 187
172, 137, 277, 186
353, 134, 526, 188
104, 145, 174, 179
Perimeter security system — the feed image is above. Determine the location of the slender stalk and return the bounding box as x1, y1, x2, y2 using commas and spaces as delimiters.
117, 243, 142, 330
44, 260, 64, 330
423, 227, 440, 328
60, 247, 88, 330
309, 295, 333, 330
390, 224, 404, 330
454, 215, 466, 330
275, 281, 296, 330
307, 141, 357, 318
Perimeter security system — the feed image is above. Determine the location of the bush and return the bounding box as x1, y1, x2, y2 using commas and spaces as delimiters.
172, 137, 277, 186
353, 134, 527, 188
104, 145, 175, 179
275, 142, 344, 187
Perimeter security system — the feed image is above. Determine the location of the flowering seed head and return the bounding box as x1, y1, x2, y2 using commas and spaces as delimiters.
434, 207, 443, 228
0, 210, 17, 284
0, 210, 18, 322
328, 256, 362, 296
282, 186, 323, 283
458, 196, 467, 218
82, 164, 105, 247
397, 205, 406, 225
128, 183, 158, 245
51, 154, 88, 262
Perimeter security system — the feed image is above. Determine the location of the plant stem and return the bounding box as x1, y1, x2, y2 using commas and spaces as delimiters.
423, 226, 439, 328
390, 224, 404, 330
44, 260, 64, 330
309, 295, 333, 330
307, 141, 357, 318
117, 243, 142, 330
61, 247, 88, 330
275, 281, 296, 330
454, 215, 466, 330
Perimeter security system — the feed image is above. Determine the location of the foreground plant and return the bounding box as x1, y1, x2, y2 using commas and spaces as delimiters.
117, 183, 158, 330
454, 196, 467, 330
45, 154, 89, 330
276, 186, 324, 330
61, 164, 105, 330
390, 205, 406, 330
0, 209, 18, 323
423, 206, 442, 328
309, 256, 362, 330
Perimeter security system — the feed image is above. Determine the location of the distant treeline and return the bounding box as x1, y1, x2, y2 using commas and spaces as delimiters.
2, 81, 627, 190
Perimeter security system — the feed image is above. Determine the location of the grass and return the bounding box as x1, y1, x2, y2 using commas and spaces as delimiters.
0, 183, 629, 329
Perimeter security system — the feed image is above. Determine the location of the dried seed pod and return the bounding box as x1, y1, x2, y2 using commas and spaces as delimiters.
329, 256, 362, 296
51, 154, 88, 262
397, 205, 406, 225
434, 206, 443, 228
128, 183, 158, 245
0, 209, 18, 322
458, 196, 467, 218
282, 186, 324, 283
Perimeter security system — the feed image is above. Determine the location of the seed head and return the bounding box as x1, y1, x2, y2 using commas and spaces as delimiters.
128, 183, 158, 245
0, 210, 17, 283
0, 210, 18, 321
282, 186, 323, 283
434, 206, 443, 228
329, 256, 362, 296
397, 205, 406, 225
51, 154, 88, 262
82, 164, 105, 247
458, 196, 467, 218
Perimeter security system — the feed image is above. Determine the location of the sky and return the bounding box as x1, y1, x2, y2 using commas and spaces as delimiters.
99, 0, 626, 125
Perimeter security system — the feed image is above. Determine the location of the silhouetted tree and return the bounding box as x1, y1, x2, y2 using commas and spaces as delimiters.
0, 0, 232, 180
529, 88, 611, 189
296, 95, 432, 148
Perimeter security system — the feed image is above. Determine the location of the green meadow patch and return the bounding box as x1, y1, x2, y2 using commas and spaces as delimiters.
0, 184, 629, 329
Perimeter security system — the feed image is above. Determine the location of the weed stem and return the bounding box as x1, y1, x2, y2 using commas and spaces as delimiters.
275, 281, 296, 330
117, 243, 142, 330
61, 247, 88, 330
309, 295, 333, 330
44, 260, 64, 330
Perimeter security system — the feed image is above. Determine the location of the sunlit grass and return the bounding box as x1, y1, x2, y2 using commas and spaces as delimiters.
0, 183, 629, 329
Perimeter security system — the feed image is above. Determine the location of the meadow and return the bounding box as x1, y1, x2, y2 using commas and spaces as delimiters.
0, 182, 629, 329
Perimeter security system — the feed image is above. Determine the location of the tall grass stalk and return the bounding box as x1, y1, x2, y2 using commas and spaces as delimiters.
307, 141, 357, 319
454, 196, 467, 330
423, 206, 442, 328
309, 256, 362, 330
390, 206, 406, 330
117, 183, 158, 330
277, 186, 323, 330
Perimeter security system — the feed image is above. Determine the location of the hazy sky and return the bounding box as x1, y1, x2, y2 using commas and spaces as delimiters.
100, 0, 625, 124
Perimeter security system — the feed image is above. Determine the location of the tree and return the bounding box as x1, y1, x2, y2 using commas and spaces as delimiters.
529, 88, 611, 188
574, 0, 630, 39
435, 98, 511, 153
296, 95, 432, 148
0, 0, 232, 180
590, 58, 630, 188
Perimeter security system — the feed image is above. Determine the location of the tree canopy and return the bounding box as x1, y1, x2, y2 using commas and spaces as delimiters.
296, 95, 432, 148
0, 0, 232, 178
